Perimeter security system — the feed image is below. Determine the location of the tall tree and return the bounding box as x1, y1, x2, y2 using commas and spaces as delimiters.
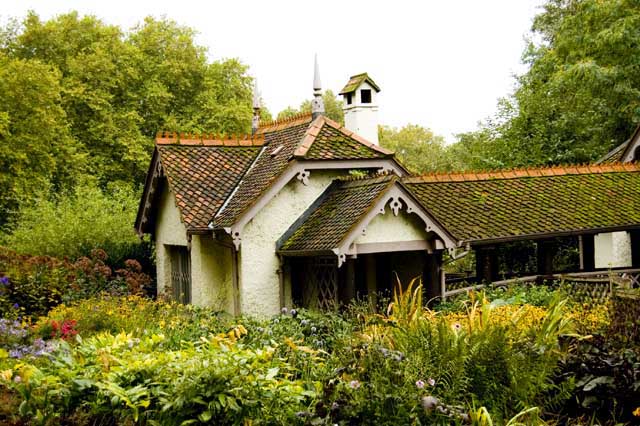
0, 12, 257, 227
1, 12, 255, 187
452, 0, 640, 167
379, 124, 454, 173
0, 54, 85, 227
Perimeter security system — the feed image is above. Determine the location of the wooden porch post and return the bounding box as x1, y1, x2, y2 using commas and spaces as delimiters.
475, 246, 498, 283
631, 230, 640, 268
579, 234, 595, 272
424, 250, 443, 303
536, 239, 556, 275
365, 254, 377, 304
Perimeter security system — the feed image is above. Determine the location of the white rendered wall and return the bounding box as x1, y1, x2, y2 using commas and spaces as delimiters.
154, 188, 188, 295
239, 170, 345, 316
190, 234, 235, 312
354, 208, 428, 245
595, 231, 632, 268
343, 81, 379, 145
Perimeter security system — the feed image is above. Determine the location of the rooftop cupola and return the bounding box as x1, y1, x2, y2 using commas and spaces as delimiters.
311, 54, 325, 120
339, 73, 381, 145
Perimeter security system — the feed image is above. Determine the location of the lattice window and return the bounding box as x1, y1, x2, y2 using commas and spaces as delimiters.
304, 257, 338, 310
170, 246, 191, 304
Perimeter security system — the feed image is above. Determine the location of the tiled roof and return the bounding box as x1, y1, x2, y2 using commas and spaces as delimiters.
597, 140, 629, 164
213, 119, 314, 228
278, 175, 397, 252
213, 115, 393, 228
339, 73, 381, 94
157, 141, 259, 230
403, 163, 640, 244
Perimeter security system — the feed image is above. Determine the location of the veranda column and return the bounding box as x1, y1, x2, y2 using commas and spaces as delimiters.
365, 254, 377, 303
630, 230, 640, 268
579, 234, 595, 272
536, 239, 556, 276
423, 250, 443, 303
475, 246, 498, 283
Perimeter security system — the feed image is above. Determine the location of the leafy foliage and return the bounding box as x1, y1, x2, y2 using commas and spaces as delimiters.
451, 0, 640, 169
2, 182, 144, 264
0, 12, 256, 226
0, 248, 150, 319
379, 124, 458, 173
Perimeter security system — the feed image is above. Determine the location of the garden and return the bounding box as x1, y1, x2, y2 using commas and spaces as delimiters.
0, 248, 639, 425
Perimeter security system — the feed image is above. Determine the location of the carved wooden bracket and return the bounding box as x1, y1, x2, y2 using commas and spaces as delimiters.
389, 197, 402, 216
296, 170, 310, 185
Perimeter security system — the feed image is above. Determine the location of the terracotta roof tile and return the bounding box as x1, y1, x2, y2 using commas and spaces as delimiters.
158, 144, 259, 230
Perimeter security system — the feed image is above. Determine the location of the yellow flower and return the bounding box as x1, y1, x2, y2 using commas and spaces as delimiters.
633, 407, 640, 417
0, 370, 12, 381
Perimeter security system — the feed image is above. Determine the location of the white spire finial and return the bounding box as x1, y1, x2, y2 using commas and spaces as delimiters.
312, 54, 324, 119
252, 79, 261, 110
313, 54, 322, 92
252, 79, 261, 135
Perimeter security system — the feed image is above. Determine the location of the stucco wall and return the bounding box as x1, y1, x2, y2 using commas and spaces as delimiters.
595, 231, 632, 268
190, 234, 235, 313
154, 187, 188, 295
239, 170, 345, 316
354, 208, 428, 245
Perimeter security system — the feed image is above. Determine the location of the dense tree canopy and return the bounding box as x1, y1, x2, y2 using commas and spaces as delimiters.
379, 124, 456, 173
0, 12, 255, 227
453, 0, 640, 168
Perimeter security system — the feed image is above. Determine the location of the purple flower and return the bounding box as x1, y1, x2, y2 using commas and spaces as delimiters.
12, 303, 19, 309
0, 277, 8, 285
416, 380, 425, 389
348, 380, 361, 389
13, 375, 21, 383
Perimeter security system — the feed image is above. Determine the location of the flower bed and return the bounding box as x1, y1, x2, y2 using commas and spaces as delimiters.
0, 284, 635, 425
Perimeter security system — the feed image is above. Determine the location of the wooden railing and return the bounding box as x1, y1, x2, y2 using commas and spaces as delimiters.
443, 268, 640, 300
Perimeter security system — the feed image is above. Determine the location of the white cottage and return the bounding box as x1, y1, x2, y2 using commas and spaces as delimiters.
135, 67, 640, 316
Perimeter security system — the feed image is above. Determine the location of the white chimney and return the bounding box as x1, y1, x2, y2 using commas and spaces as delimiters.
339, 73, 380, 145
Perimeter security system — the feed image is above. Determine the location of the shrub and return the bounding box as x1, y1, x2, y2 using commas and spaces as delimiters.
2, 183, 146, 266
0, 248, 151, 318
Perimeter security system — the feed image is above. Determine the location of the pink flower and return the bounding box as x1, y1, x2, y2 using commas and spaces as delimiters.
416, 380, 425, 389
349, 380, 361, 389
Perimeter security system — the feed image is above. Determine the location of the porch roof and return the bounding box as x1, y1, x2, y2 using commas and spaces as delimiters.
277, 175, 397, 254
403, 163, 640, 245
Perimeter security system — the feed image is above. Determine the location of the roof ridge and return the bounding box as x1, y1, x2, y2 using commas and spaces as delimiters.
293, 115, 394, 158
404, 162, 640, 183
256, 112, 313, 134
156, 131, 265, 147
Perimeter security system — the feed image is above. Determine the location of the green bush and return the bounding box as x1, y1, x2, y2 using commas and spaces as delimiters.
0, 248, 151, 319
2, 183, 145, 266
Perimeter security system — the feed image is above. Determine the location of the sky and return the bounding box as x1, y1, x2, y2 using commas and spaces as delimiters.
3, 0, 545, 142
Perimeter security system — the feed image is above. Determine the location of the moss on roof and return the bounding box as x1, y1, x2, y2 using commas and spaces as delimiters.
404, 165, 640, 243
279, 175, 396, 252
339, 73, 381, 95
